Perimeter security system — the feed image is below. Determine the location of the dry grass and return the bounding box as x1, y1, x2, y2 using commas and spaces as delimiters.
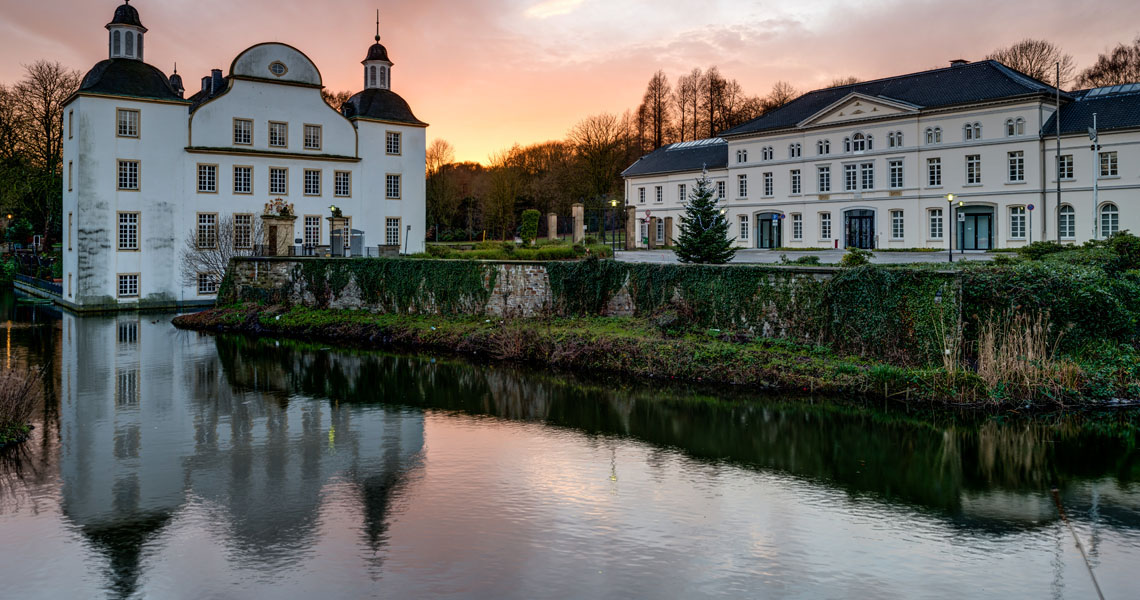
976, 311, 1081, 401
0, 367, 42, 443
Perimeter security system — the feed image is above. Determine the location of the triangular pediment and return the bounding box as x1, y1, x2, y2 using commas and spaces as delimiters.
798, 93, 920, 128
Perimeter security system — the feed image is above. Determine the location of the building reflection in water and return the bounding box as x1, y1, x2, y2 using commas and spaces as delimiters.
56, 314, 425, 597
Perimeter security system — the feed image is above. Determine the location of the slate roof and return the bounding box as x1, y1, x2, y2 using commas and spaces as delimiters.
1043, 86, 1140, 135
621, 138, 727, 178
721, 60, 1061, 137
108, 3, 144, 28
342, 88, 426, 125
187, 76, 230, 111
364, 43, 391, 63
77, 59, 183, 101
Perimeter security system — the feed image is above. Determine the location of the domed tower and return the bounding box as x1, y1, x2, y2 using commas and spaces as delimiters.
106, 0, 147, 61
362, 11, 393, 90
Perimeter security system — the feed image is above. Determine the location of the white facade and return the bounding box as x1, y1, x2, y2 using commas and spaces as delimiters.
62, 3, 426, 310
624, 62, 1140, 251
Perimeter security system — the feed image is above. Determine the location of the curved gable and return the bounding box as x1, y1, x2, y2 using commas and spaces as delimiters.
231, 43, 322, 86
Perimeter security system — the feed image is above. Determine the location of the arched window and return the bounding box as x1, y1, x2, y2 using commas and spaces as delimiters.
369, 66, 377, 87
380, 66, 389, 88
851, 133, 866, 152
933, 127, 942, 143
1015, 118, 1025, 136
817, 139, 830, 155
125, 31, 134, 57
972, 123, 981, 139
137, 34, 143, 60
1101, 203, 1120, 238
866, 135, 873, 150
925, 128, 933, 144
1059, 205, 1075, 240
113, 30, 121, 56
843, 137, 851, 153
895, 131, 903, 146
1006, 119, 1016, 136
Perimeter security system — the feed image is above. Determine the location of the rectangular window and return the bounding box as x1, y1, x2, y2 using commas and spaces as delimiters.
341, 217, 353, 250
678, 184, 686, 202
844, 164, 857, 191
68, 161, 73, 191
656, 218, 665, 243
1099, 151, 1118, 177
655, 186, 663, 203
117, 160, 139, 190
888, 160, 903, 189
860, 162, 874, 190
304, 216, 321, 246
196, 213, 217, 249
233, 166, 252, 194
269, 167, 288, 195
638, 187, 646, 203
790, 170, 801, 195
716, 181, 726, 199
234, 214, 253, 250
118, 212, 139, 251
68, 110, 73, 139
334, 171, 351, 197
763, 172, 773, 197
1010, 206, 1026, 239
891, 210, 904, 239
304, 169, 321, 196
927, 158, 942, 187
737, 174, 747, 198
820, 212, 832, 239
739, 215, 749, 240
116, 109, 139, 138
966, 154, 981, 185
68, 212, 73, 251
929, 209, 943, 240
268, 121, 288, 147
1058, 154, 1074, 180
1008, 151, 1025, 182
386, 217, 401, 247
792, 214, 803, 240
387, 174, 402, 199
197, 164, 217, 193
386, 131, 402, 155
197, 272, 219, 295
117, 274, 139, 298
817, 166, 831, 193
303, 124, 322, 150
233, 118, 252, 145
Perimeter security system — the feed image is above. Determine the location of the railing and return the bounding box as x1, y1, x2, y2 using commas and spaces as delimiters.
14, 273, 62, 296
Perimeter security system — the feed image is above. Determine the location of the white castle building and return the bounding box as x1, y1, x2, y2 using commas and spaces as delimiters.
62, 2, 427, 310
623, 60, 1140, 251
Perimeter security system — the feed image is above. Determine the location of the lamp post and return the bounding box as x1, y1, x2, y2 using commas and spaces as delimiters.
945, 194, 956, 263
610, 198, 619, 254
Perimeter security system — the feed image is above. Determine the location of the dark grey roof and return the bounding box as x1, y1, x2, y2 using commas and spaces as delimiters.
364, 43, 391, 63
108, 2, 144, 28
342, 88, 425, 125
1043, 86, 1140, 135
78, 59, 183, 101
622, 139, 727, 178
722, 60, 1062, 137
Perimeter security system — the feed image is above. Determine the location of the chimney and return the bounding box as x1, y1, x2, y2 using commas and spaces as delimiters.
201, 76, 211, 92
950, 59, 969, 67
211, 69, 224, 93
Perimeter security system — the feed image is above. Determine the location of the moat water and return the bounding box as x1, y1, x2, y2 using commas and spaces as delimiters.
1, 290, 1138, 599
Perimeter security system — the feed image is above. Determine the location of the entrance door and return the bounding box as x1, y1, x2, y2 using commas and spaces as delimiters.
757, 213, 781, 249
268, 225, 279, 255
844, 210, 875, 249
960, 213, 993, 250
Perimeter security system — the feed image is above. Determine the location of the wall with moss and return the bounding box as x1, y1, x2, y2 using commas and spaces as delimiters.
221, 258, 960, 363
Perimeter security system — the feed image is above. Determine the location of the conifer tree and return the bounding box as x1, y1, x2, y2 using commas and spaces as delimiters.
673, 170, 736, 264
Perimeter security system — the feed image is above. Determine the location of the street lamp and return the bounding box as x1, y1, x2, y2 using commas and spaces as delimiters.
945, 194, 956, 263
609, 198, 619, 253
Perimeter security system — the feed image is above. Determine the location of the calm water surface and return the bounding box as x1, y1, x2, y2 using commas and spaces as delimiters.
1, 290, 1139, 599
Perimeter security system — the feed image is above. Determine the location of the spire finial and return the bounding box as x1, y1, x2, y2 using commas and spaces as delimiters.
173, 62, 177, 74
375, 9, 380, 42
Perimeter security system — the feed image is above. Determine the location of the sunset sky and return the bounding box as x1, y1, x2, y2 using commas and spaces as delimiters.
2, 0, 1139, 163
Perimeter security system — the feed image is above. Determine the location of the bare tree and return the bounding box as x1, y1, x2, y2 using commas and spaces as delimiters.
1077, 37, 1140, 88
0, 84, 25, 162
639, 71, 672, 150
700, 67, 728, 138
321, 89, 354, 112
180, 214, 265, 289
426, 139, 460, 235
827, 76, 861, 88
568, 113, 627, 202
674, 69, 702, 142
987, 39, 1076, 87
483, 149, 522, 239
762, 81, 799, 112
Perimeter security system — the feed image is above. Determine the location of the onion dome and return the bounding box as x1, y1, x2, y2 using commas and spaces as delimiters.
79, 60, 182, 101
364, 43, 391, 64
108, 1, 145, 29
341, 89, 426, 126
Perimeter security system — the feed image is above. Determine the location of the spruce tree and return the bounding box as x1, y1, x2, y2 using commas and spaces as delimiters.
673, 170, 736, 264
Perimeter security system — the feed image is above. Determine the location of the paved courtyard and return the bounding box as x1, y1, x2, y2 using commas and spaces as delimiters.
614, 248, 995, 265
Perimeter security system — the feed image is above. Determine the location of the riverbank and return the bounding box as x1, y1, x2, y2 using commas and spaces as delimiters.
173, 303, 1137, 408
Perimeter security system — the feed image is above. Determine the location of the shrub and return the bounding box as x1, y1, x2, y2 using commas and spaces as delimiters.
0, 258, 15, 285
426, 245, 452, 258
520, 210, 540, 244
1, 367, 42, 445
840, 248, 871, 267
793, 255, 821, 266
583, 236, 598, 246
1016, 241, 1066, 260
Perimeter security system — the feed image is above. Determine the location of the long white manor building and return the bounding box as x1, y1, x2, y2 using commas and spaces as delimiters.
62, 2, 426, 310
623, 60, 1140, 251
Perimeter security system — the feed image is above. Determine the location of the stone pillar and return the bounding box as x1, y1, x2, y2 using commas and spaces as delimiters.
547, 213, 558, 241
571, 203, 585, 243
328, 216, 348, 257
625, 206, 637, 250
664, 216, 674, 247
647, 217, 658, 250
260, 214, 297, 257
